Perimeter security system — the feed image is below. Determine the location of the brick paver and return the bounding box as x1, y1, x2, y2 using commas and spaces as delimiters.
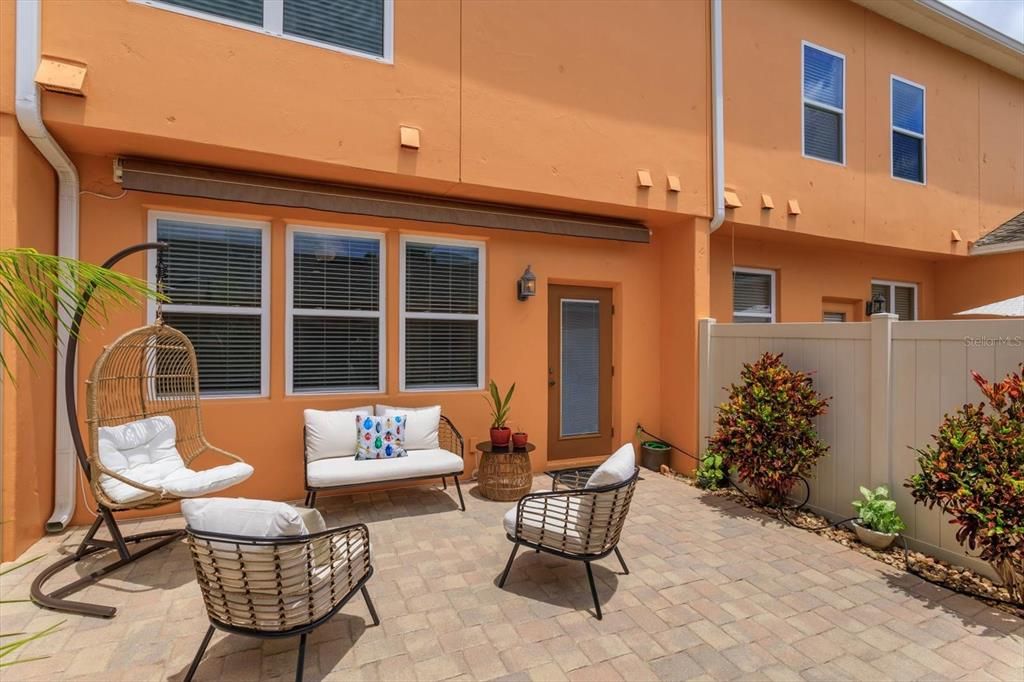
1, 473, 1020, 681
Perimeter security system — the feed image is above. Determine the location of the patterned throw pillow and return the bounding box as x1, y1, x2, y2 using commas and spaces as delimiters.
355, 414, 407, 460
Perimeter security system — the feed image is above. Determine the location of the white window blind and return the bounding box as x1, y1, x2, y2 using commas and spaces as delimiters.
401, 238, 485, 390
288, 228, 384, 394
152, 213, 269, 397
823, 311, 846, 323
733, 268, 776, 323
892, 77, 925, 183
560, 300, 600, 437
871, 281, 917, 321
143, 0, 391, 60
802, 42, 845, 164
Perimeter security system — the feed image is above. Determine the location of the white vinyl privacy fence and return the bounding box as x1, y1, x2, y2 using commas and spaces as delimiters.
698, 314, 1024, 577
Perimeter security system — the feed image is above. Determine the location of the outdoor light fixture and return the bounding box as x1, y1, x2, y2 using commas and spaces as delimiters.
866, 293, 886, 316
517, 265, 537, 301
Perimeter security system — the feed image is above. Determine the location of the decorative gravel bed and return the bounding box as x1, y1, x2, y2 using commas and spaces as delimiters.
658, 466, 1024, 617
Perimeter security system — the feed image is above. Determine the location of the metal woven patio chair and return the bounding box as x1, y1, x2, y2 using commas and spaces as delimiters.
499, 466, 639, 619
184, 522, 378, 682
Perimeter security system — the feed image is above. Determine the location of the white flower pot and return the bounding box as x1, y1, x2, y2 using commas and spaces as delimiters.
852, 520, 898, 550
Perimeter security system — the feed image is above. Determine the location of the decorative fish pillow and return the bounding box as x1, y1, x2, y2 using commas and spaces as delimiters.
355, 414, 407, 460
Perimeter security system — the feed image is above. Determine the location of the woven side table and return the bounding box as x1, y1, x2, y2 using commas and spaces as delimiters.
476, 442, 535, 501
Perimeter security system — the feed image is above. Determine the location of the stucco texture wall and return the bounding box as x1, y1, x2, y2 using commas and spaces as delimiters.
933, 251, 1024, 319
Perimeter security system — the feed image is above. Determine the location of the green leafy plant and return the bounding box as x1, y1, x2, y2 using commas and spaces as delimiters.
906, 366, 1024, 603
852, 486, 905, 534
707, 352, 830, 506
696, 452, 726, 490
485, 380, 516, 428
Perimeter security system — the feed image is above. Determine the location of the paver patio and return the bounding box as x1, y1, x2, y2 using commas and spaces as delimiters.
1, 472, 1021, 681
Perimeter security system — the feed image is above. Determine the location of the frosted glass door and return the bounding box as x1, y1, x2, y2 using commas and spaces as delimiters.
560, 300, 600, 437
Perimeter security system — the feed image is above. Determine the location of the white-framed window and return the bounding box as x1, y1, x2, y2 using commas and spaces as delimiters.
400, 235, 486, 391
134, 0, 394, 62
823, 311, 846, 323
286, 226, 385, 395
891, 76, 926, 184
148, 211, 271, 398
732, 267, 776, 323
802, 41, 845, 165
871, 280, 918, 321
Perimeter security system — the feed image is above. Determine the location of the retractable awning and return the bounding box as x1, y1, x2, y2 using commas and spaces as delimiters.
116, 158, 651, 243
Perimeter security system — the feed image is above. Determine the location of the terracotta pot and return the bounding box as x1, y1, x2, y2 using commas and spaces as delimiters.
852, 520, 898, 550
512, 432, 528, 449
490, 427, 512, 447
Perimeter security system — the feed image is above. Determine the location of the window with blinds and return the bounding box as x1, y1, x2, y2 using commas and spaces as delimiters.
733, 268, 776, 323
823, 311, 846, 323
892, 77, 925, 183
143, 0, 391, 60
153, 213, 269, 396
871, 281, 917, 320
561, 300, 601, 437
401, 238, 484, 390
288, 228, 384, 394
802, 42, 845, 164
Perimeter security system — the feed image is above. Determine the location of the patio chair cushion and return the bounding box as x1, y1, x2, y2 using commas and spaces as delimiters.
182, 497, 325, 538
304, 406, 373, 462
376, 404, 441, 450
355, 414, 407, 460
585, 443, 636, 489
307, 448, 463, 487
502, 503, 590, 554
97, 416, 253, 504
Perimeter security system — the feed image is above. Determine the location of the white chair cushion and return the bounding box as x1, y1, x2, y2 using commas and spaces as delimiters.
182, 497, 325, 537
307, 448, 463, 488
304, 407, 372, 462
502, 504, 586, 551
97, 416, 253, 504
585, 443, 636, 489
375, 405, 441, 450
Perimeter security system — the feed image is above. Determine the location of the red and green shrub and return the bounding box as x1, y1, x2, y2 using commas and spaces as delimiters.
906, 366, 1024, 601
707, 352, 830, 505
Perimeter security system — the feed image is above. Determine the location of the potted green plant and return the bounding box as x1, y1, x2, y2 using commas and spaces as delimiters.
851, 486, 905, 549
906, 367, 1023, 603
485, 380, 516, 447
706, 352, 830, 506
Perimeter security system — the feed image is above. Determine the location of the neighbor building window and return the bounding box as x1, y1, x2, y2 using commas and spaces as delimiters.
151, 212, 270, 397
891, 76, 926, 183
287, 227, 384, 394
401, 236, 485, 390
802, 42, 845, 164
871, 280, 917, 320
732, 268, 776, 323
141, 0, 393, 60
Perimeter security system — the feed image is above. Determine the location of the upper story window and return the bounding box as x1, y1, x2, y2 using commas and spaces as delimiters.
287, 227, 385, 395
871, 280, 917, 321
142, 0, 393, 62
150, 212, 270, 397
732, 268, 776, 323
802, 42, 845, 165
891, 76, 926, 184
400, 236, 485, 391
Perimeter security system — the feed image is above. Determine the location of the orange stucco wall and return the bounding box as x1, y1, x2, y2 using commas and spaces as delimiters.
933, 251, 1024, 320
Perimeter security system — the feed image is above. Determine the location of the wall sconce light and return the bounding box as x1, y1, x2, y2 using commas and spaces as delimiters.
517, 265, 537, 301
865, 293, 886, 316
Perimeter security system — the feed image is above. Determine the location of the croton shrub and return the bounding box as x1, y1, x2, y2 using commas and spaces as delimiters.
906, 366, 1023, 602
707, 352, 830, 505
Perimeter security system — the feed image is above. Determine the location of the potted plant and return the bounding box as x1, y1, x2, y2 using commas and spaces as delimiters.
485, 380, 516, 447
512, 430, 528, 449
906, 366, 1023, 603
850, 486, 905, 549
706, 352, 830, 506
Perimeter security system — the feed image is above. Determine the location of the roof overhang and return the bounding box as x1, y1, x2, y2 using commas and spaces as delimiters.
852, 0, 1024, 78
970, 240, 1024, 256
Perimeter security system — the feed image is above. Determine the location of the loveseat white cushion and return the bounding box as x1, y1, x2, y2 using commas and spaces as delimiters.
307, 448, 463, 488
585, 443, 636, 488
375, 404, 441, 450
97, 416, 253, 504
304, 406, 372, 461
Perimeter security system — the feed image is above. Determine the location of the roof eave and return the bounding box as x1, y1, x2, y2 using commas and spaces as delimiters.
970, 240, 1024, 256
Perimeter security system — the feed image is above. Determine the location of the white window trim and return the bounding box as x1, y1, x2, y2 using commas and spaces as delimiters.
399, 234, 486, 392
801, 40, 846, 167
890, 75, 927, 185
132, 0, 395, 64
285, 225, 386, 396
147, 210, 271, 399
871, 279, 919, 320
732, 267, 777, 323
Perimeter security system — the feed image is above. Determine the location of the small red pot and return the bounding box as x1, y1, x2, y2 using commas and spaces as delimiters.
512, 432, 529, 449
490, 427, 512, 447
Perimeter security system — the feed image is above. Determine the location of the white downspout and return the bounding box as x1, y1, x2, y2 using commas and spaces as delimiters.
15, 0, 79, 532
709, 0, 725, 233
